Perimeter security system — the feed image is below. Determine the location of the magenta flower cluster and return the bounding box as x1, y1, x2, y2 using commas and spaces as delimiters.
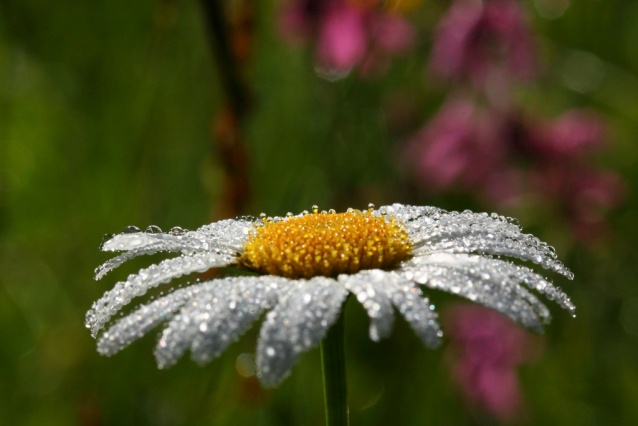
408, 0, 622, 243
407, 102, 622, 242
430, 0, 535, 87
445, 304, 538, 422
278, 0, 415, 76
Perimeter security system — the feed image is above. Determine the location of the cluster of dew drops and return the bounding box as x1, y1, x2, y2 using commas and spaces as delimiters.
251, 203, 381, 226
101, 203, 381, 247
97, 224, 201, 320
101, 224, 189, 246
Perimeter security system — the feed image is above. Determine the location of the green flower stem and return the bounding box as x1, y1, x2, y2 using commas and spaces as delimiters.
320, 304, 349, 426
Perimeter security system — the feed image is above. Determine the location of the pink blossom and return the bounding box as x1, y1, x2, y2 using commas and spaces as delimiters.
430, 0, 535, 86
570, 171, 623, 242
360, 12, 416, 76
408, 100, 623, 242
445, 303, 538, 422
530, 110, 605, 159
532, 167, 623, 242
456, 366, 523, 422
369, 12, 416, 53
406, 99, 506, 191
278, 0, 416, 75
316, 1, 368, 70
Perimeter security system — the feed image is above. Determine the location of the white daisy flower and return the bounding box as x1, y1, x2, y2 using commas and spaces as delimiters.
86, 204, 574, 387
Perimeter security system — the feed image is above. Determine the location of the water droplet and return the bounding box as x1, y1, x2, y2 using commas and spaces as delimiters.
314, 64, 352, 82
102, 233, 114, 242
329, 209, 336, 214
312, 205, 319, 214
146, 225, 162, 234
169, 226, 183, 235
302, 293, 312, 304
266, 347, 276, 357
286, 212, 293, 217
122, 226, 140, 234
368, 203, 375, 212
236, 353, 256, 377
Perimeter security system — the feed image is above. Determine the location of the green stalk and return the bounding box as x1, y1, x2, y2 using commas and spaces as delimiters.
320, 304, 349, 426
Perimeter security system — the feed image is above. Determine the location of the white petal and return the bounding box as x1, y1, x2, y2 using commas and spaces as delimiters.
191, 218, 258, 253
508, 264, 575, 315
97, 285, 197, 356
376, 204, 443, 222
95, 244, 204, 280
381, 204, 573, 279
340, 269, 441, 347
340, 270, 394, 341
154, 276, 284, 368
256, 277, 347, 387
404, 254, 548, 332
101, 233, 162, 252
387, 274, 442, 348
86, 252, 234, 337
97, 218, 255, 278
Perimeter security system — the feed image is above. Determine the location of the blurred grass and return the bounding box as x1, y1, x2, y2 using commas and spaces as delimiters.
1, 0, 638, 425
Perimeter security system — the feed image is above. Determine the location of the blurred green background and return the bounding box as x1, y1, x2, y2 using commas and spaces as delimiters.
1, 0, 638, 425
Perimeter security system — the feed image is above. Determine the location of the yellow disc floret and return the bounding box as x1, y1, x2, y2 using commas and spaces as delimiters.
239, 208, 413, 279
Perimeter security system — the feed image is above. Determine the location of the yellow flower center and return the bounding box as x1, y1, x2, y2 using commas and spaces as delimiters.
239, 209, 413, 279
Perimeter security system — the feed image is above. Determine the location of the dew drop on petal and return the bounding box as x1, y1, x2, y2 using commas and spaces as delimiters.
169, 226, 183, 235
236, 353, 256, 377
146, 225, 162, 234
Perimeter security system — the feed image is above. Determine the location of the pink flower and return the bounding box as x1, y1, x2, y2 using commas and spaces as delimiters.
532, 167, 623, 243
316, 1, 368, 71
360, 12, 416, 76
445, 304, 539, 422
456, 366, 523, 422
570, 171, 623, 242
407, 100, 623, 242
406, 99, 506, 191
369, 12, 415, 53
278, 0, 416, 75
530, 110, 605, 159
430, 0, 535, 87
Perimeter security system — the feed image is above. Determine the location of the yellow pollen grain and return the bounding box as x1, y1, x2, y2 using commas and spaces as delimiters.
238, 210, 413, 279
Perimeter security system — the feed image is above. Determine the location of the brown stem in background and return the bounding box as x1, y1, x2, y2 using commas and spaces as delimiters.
197, 4, 265, 409
200, 0, 254, 219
